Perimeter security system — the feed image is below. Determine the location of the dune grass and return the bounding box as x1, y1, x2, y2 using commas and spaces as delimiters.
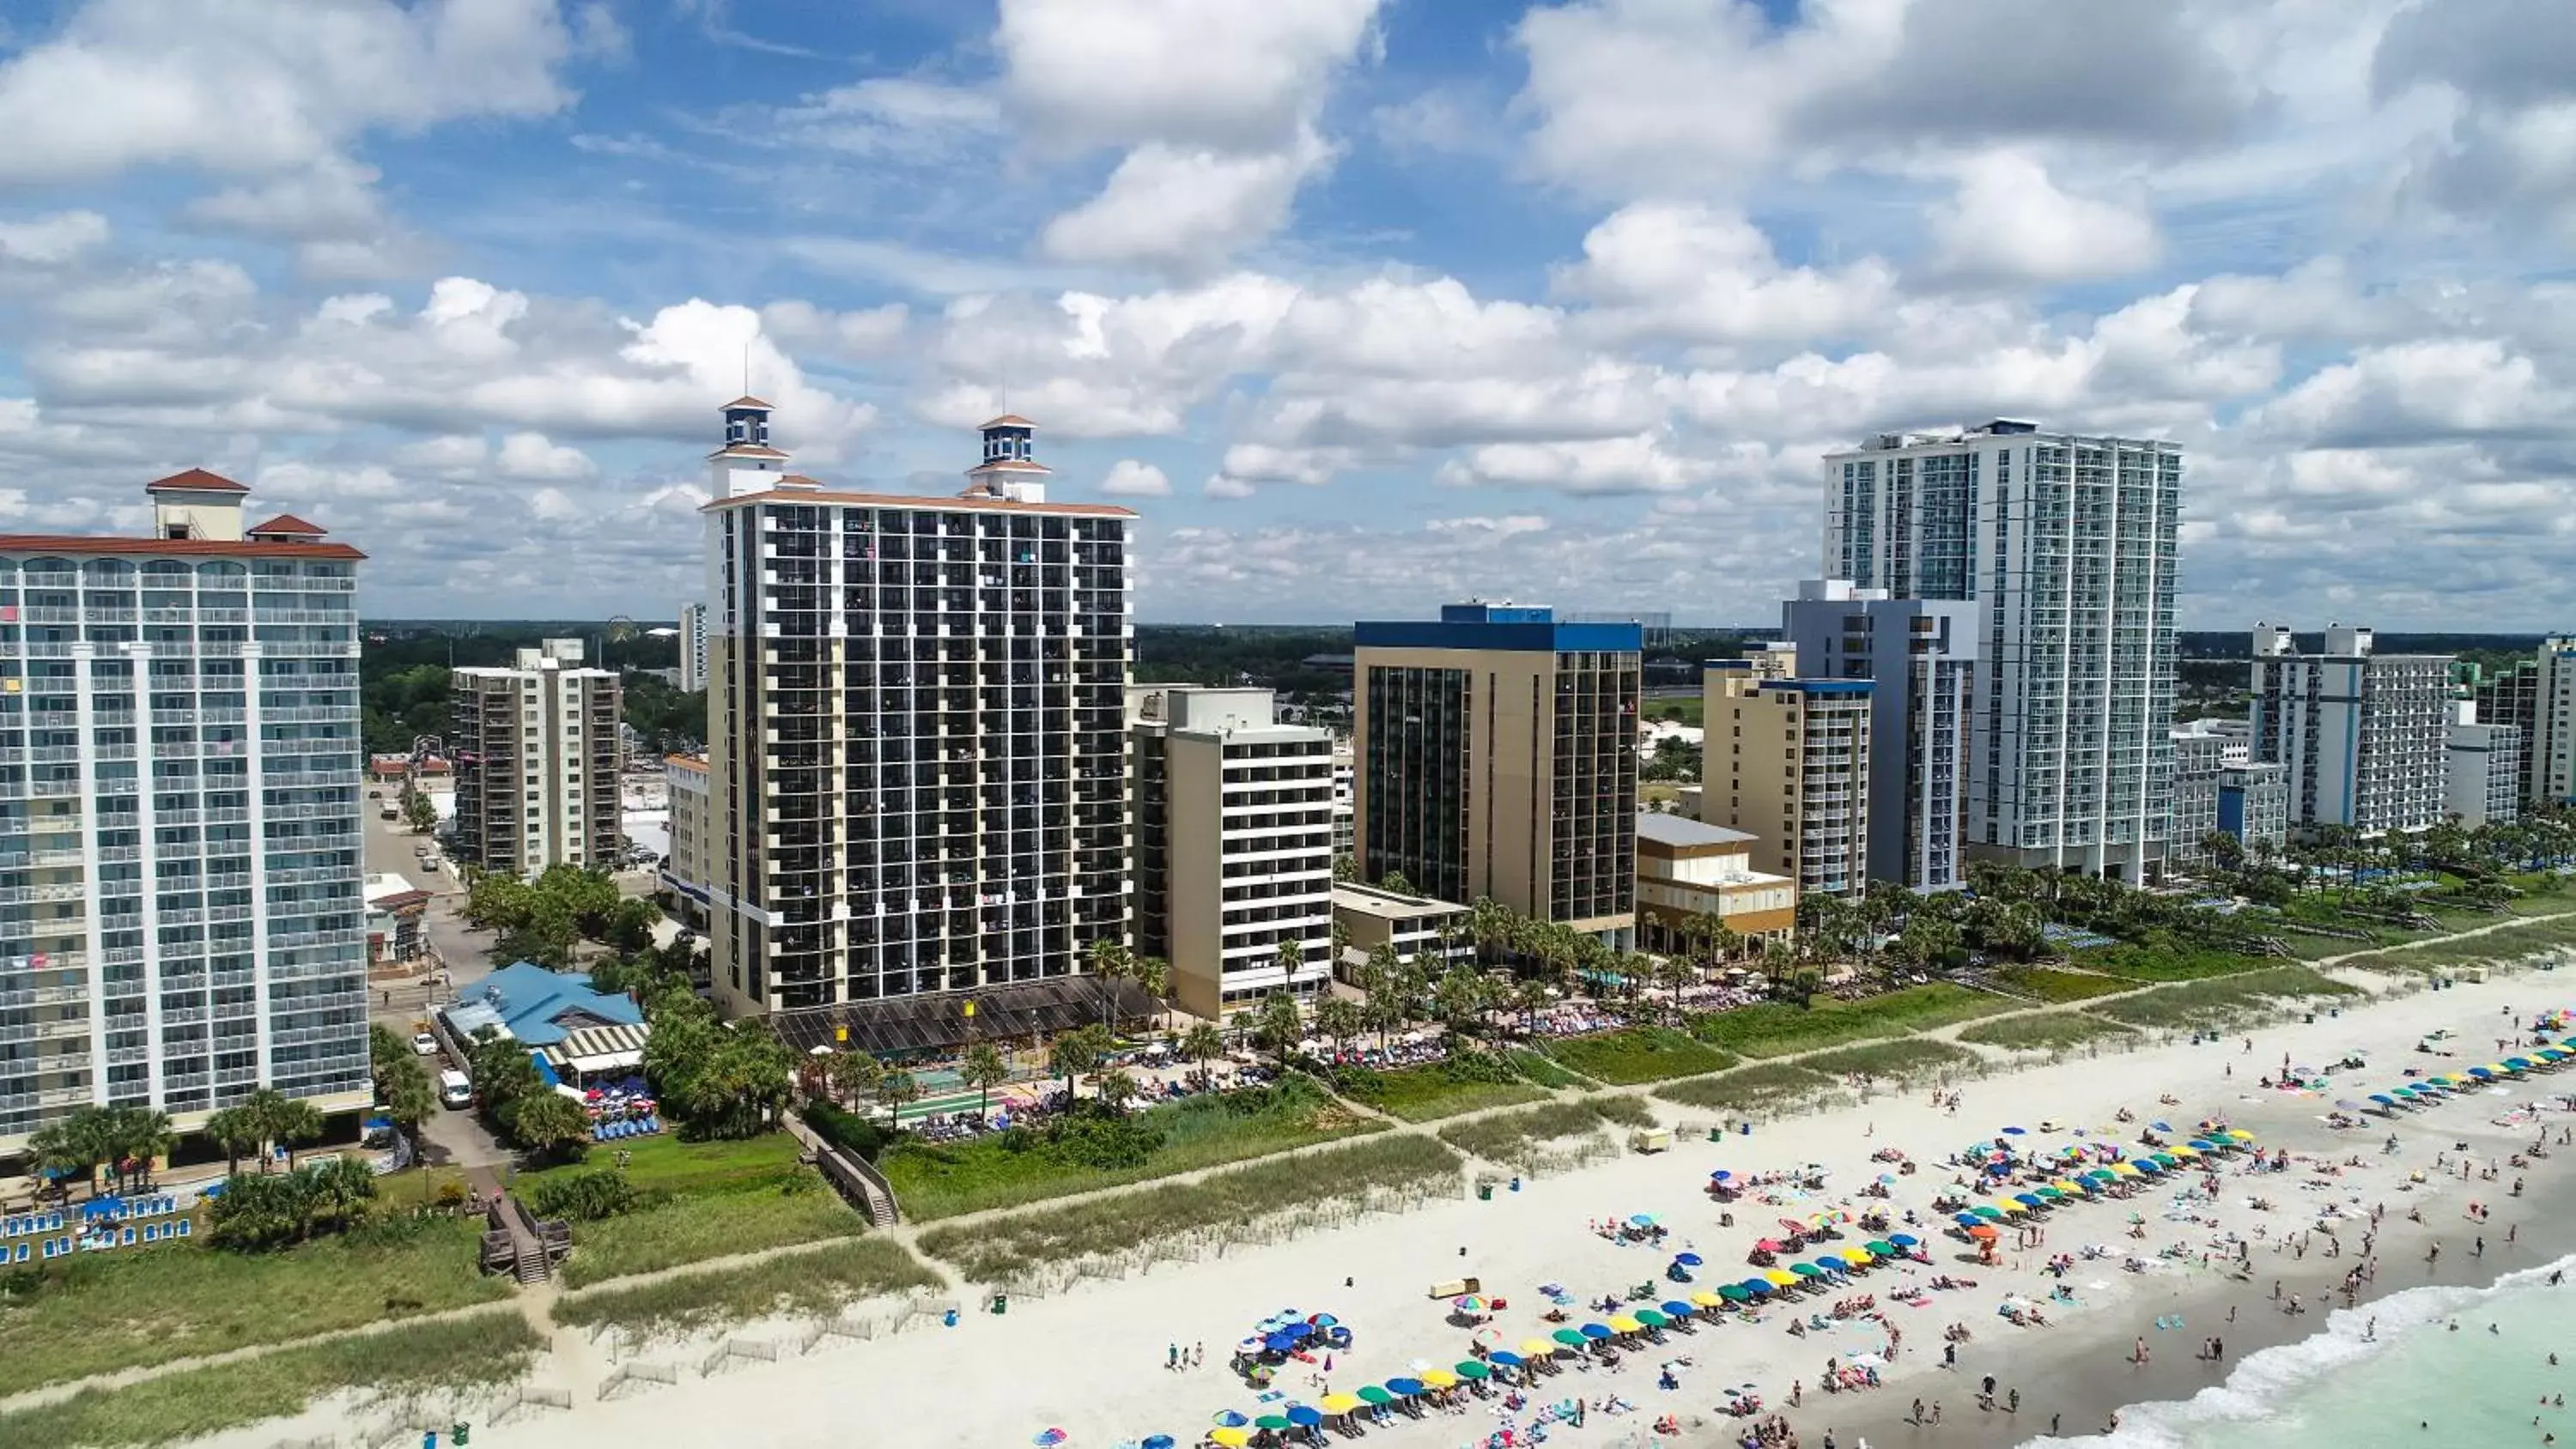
1340, 1062, 1550, 1123
1508, 1050, 1591, 1088
2089, 965, 2361, 1032
2336, 911, 2576, 973
1989, 967, 2139, 1003
916, 1134, 1464, 1283
1650, 1061, 1847, 1120
1956, 1011, 2141, 1053
552, 1236, 942, 1340
558, 1170, 866, 1288
1686, 985, 2012, 1058
1801, 1038, 1984, 1085
0, 1217, 507, 1398
1435, 1100, 1620, 1171
1544, 1027, 1736, 1085
0, 1310, 541, 1448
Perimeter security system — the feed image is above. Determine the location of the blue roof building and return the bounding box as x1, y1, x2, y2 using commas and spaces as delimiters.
439, 961, 643, 1048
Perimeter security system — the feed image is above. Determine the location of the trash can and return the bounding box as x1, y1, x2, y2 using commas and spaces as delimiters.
2304, 1012, 2316, 1024
1739, 1123, 1752, 1137
992, 1293, 1008, 1315
943, 1307, 959, 1328
1708, 1128, 1722, 1143
451, 1425, 469, 1447
1509, 1176, 1522, 1193
1477, 1183, 1493, 1201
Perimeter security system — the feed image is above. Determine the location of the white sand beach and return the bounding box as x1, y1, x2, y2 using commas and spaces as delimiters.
211, 967, 2576, 1449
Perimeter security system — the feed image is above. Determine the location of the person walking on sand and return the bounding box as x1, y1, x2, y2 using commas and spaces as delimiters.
2135, 1337, 2150, 1366
1912, 1398, 1924, 1425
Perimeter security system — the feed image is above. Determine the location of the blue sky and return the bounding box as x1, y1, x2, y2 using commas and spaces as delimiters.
0, 0, 2571, 626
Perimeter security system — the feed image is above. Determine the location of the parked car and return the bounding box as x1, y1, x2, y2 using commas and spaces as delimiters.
438, 1069, 473, 1109
410, 1032, 439, 1056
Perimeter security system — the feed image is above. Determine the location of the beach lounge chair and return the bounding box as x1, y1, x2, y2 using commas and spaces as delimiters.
10, 1243, 25, 1264
142, 1225, 156, 1244
119, 1227, 135, 1246
177, 1219, 191, 1238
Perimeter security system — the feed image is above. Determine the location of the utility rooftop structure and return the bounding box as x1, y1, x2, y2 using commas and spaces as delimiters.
0, 472, 368, 1152
699, 406, 1135, 1021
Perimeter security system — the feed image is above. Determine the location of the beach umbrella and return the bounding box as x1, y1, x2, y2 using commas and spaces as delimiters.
1953, 1212, 1984, 1228
1630, 1213, 1658, 1228
1790, 1263, 1824, 1278
2186, 1137, 2217, 1150
1971, 1204, 2005, 1221
1838, 1248, 1872, 1266
1674, 1251, 1704, 1267
1144, 1437, 1176, 1449
2052, 1179, 2084, 1195
1488, 1352, 1523, 1370
2085, 1167, 2115, 1182
1454, 1294, 1488, 1314
1991, 1198, 2026, 1215
1768, 1268, 1804, 1286
1889, 1233, 1920, 1248
1716, 1283, 1752, 1302
1691, 1291, 1725, 1308
1309, 1313, 1338, 1328
1741, 1279, 1775, 1297
2033, 1187, 2066, 1201
2149, 1120, 2174, 1133
2226, 1129, 2255, 1142
2014, 1193, 2044, 1209
1662, 1300, 1695, 1318
1255, 1414, 1294, 1431
1580, 1323, 1615, 1340
2002, 1125, 2026, 1135
1319, 1394, 1362, 1415
1420, 1369, 1459, 1389
1864, 1240, 1895, 1256
2149, 1153, 2181, 1167
1288, 1406, 1325, 1428
1386, 1377, 1425, 1397
2469, 1066, 2496, 1079
1553, 1329, 1589, 1348
1034, 1431, 1068, 1447
1358, 1385, 1396, 1406
1522, 1338, 1557, 1357
1967, 1224, 1999, 1240
1453, 1361, 1493, 1384
1210, 1431, 1250, 1449
1608, 1315, 1645, 1334
1213, 1411, 1249, 1428
1711, 1168, 1733, 1180
1636, 1309, 1671, 1328
2113, 1161, 2144, 1178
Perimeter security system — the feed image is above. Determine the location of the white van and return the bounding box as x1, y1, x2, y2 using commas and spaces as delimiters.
438, 1069, 473, 1110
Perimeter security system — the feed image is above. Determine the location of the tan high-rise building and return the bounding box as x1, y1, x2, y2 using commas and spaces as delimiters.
1704, 664, 1872, 896
1127, 685, 1334, 1018
451, 638, 623, 876
701, 402, 1134, 1020
1352, 603, 1640, 943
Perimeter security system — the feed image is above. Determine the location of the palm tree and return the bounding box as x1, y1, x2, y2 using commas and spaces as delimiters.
1096, 1068, 1140, 1114
1048, 1024, 1109, 1101
1272, 937, 1309, 989
26, 1120, 96, 1202
824, 1048, 883, 1109
243, 1088, 323, 1170
1179, 1020, 1226, 1089
1086, 937, 1135, 1029
204, 1106, 262, 1178
962, 1042, 1010, 1118
302, 1155, 379, 1233
1250, 990, 1304, 1069
112, 1107, 176, 1194
874, 1068, 923, 1128
1314, 995, 1364, 1058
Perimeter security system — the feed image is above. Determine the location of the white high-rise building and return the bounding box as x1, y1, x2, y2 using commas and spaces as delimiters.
2249, 623, 2451, 839
451, 639, 623, 876
677, 602, 708, 693
0, 472, 369, 1152
701, 402, 1136, 1020
2445, 704, 2524, 829
1823, 421, 2182, 881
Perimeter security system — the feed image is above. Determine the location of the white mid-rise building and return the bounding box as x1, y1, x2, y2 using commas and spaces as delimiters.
0, 473, 369, 1152
1129, 685, 1334, 1017
677, 602, 708, 693
2250, 623, 2451, 839
2445, 703, 2524, 829
1824, 421, 2181, 882
2540, 639, 2576, 808
451, 639, 623, 876
702, 402, 1135, 1019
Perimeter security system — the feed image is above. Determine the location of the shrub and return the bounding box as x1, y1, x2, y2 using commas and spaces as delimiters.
1801, 1039, 1983, 1085
805, 1100, 895, 1161
1586, 1094, 1657, 1130
1651, 1062, 1845, 1120
527, 1167, 644, 1222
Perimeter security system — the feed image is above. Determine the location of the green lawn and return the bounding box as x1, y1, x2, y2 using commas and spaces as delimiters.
520, 1129, 805, 1197
0, 1310, 541, 1448
880, 1077, 1383, 1222
1509, 1049, 1592, 1088
553, 1237, 942, 1340
1651, 1061, 1846, 1120
558, 1173, 866, 1288
1348, 1064, 1549, 1122
1686, 985, 2011, 1058
1801, 1038, 1984, 1084
1956, 1011, 2141, 1053
2074, 943, 2275, 983
1989, 967, 2139, 1003
1545, 1027, 1736, 1085
1643, 694, 1704, 727
0, 1218, 508, 1399
916, 1134, 1464, 1283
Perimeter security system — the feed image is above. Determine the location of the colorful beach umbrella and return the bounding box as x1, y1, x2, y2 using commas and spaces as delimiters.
2014, 1193, 2044, 1209
1768, 1268, 1804, 1285
1971, 1204, 2005, 1221
1420, 1369, 1459, 1390
1954, 1212, 1984, 1228
1034, 1431, 1068, 1448
1386, 1377, 1425, 1397
1454, 1361, 1492, 1381
1255, 1415, 1292, 1432
1967, 1224, 1999, 1240
1213, 1411, 1249, 1428
1609, 1316, 1644, 1333
1673, 1252, 1704, 1267
1661, 1300, 1695, 1318
1635, 1310, 1670, 1329
1487, 1353, 1523, 1370
1864, 1240, 1896, 1255
1580, 1323, 1614, 1339
1321, 1394, 1362, 1413
1522, 1338, 1557, 1357
1716, 1283, 1752, 1301
1741, 1279, 1775, 1296
1454, 1294, 1488, 1314
1889, 1233, 1920, 1247
1790, 1263, 1823, 1278
1552, 1329, 1588, 1348
1287, 1406, 1325, 1428
1691, 1291, 1725, 1307
1358, 1386, 1395, 1406
1211, 1430, 1250, 1449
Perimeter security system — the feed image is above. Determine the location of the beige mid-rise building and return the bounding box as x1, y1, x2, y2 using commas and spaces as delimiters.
1329, 881, 1469, 984
1353, 604, 1640, 944
660, 753, 711, 930
451, 638, 623, 876
1704, 664, 1873, 896
1127, 685, 1334, 1018
1633, 813, 1798, 954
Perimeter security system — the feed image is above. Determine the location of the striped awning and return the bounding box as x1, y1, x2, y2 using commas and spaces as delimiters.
544, 1022, 651, 1075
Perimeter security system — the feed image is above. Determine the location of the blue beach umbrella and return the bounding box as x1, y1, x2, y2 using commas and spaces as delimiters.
1889, 1233, 1919, 1248
1741, 1279, 1775, 1297
1288, 1406, 1323, 1428
1490, 1350, 1524, 1368
1213, 1410, 1250, 1428
2369, 1094, 2397, 1107
1386, 1377, 1425, 1397
2014, 1192, 2044, 1209
1674, 1252, 1704, 1267
1662, 1300, 1696, 1318
1581, 1322, 1614, 1339
1145, 1437, 1176, 1449
1954, 1212, 1984, 1229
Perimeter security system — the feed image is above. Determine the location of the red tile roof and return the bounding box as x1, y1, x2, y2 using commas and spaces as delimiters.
246, 512, 328, 537
145, 468, 249, 494
704, 487, 1134, 518
981, 415, 1036, 428
369, 888, 433, 912
0, 535, 365, 560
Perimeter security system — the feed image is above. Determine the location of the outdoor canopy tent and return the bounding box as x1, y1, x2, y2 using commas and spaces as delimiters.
541, 1022, 651, 1078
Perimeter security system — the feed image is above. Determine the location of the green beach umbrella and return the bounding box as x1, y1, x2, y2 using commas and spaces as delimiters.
2033, 1186, 2065, 1200
1357, 1385, 1394, 1405
1455, 1360, 1492, 1380
1789, 1263, 1823, 1278
2086, 1167, 2116, 1182
1971, 1205, 2005, 1221
1864, 1240, 1895, 1255
1635, 1309, 1669, 1327
1717, 1283, 1752, 1301
1552, 1328, 1588, 1347
1255, 1415, 1293, 1431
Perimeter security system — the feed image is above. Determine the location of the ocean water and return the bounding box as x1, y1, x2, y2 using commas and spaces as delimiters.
2040, 1252, 2576, 1449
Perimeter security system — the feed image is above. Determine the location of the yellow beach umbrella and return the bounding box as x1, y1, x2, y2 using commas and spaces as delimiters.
2051, 1179, 2083, 1194
1765, 1269, 1800, 1287
1421, 1369, 1459, 1389
2111, 1161, 2143, 1177
1690, 1291, 1725, 1308
1522, 1337, 1557, 1357
1608, 1315, 1643, 1333
1321, 1394, 1361, 1414
2225, 1129, 2255, 1142
2169, 1144, 2199, 1160
1212, 1430, 1251, 1449
1992, 1198, 2027, 1215
1839, 1246, 1872, 1264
